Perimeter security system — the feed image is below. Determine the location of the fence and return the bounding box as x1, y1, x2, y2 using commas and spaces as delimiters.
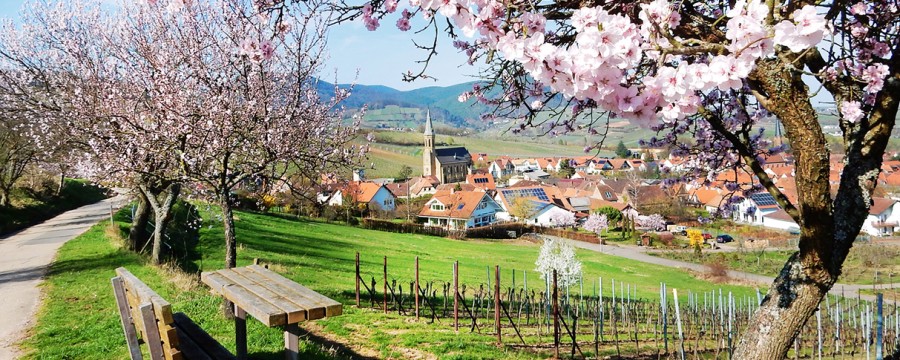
354, 252, 900, 359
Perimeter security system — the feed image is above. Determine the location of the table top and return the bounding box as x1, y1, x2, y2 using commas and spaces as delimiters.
201, 265, 342, 327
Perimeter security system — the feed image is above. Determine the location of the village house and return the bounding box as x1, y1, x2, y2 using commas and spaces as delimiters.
488, 157, 515, 179
419, 190, 502, 229
732, 192, 780, 226
317, 182, 396, 212
761, 209, 799, 232
861, 198, 900, 236
466, 173, 497, 191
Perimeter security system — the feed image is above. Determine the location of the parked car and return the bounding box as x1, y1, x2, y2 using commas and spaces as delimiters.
716, 234, 734, 243
702, 232, 713, 240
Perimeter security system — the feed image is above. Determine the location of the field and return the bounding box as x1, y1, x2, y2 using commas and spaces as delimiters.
24, 209, 760, 359
652, 241, 900, 285
360, 130, 622, 178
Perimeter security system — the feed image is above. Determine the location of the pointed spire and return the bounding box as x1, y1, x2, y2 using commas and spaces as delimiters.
424, 109, 433, 136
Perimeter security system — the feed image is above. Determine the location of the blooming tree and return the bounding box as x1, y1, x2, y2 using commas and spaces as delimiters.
549, 210, 576, 227
317, 0, 900, 355
582, 213, 609, 235
637, 214, 667, 231
534, 237, 581, 288
0, 0, 364, 268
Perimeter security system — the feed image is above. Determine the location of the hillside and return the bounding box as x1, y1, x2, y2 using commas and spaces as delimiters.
316, 79, 491, 130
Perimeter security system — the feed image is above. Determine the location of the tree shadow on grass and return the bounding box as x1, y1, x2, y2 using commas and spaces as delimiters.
245, 326, 378, 360
46, 250, 142, 277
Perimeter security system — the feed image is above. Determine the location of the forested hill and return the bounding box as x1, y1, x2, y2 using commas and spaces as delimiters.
314, 79, 493, 130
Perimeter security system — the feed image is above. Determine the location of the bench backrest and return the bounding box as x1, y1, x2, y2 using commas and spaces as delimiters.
112, 267, 183, 360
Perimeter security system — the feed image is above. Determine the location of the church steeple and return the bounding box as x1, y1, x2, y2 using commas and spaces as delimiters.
423, 110, 435, 177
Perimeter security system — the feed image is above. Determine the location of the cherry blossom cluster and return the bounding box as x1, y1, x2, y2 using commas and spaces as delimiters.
363, 0, 834, 129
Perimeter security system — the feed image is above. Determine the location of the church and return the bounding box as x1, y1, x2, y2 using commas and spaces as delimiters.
422, 111, 472, 184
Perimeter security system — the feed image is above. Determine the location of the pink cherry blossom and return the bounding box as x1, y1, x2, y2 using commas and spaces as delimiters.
841, 101, 864, 123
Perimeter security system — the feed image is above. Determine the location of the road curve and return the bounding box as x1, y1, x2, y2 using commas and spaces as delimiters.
558, 237, 896, 302
0, 195, 128, 359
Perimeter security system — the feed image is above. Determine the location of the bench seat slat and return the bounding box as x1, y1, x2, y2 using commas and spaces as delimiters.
202, 272, 286, 326
114, 267, 233, 360
246, 265, 343, 319
220, 269, 310, 323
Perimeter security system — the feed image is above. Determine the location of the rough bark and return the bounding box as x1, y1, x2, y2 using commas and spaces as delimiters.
0, 186, 9, 208
222, 192, 237, 269
55, 172, 65, 196
733, 50, 900, 357
140, 182, 181, 265
128, 188, 151, 252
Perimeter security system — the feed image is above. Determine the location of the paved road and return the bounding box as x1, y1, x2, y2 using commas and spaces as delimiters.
560, 238, 897, 302
0, 195, 127, 359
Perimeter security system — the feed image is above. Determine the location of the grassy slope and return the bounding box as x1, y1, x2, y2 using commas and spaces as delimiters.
0, 179, 107, 235
26, 210, 755, 359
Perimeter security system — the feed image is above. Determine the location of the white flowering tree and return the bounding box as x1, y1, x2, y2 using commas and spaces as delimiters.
314, 0, 900, 354
534, 237, 582, 288
548, 210, 576, 228
637, 214, 667, 231
583, 213, 609, 236
0, 0, 364, 268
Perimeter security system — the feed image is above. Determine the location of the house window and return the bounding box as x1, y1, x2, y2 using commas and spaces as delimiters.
384, 199, 393, 206
477, 201, 487, 210
431, 204, 445, 211
605, 192, 612, 198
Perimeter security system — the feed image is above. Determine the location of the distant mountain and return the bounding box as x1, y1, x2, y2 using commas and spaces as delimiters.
315, 80, 491, 130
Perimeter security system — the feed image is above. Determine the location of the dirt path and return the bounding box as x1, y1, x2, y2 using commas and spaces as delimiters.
556, 237, 897, 302
0, 195, 128, 359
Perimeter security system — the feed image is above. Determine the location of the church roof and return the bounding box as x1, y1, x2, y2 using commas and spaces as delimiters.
435, 147, 471, 165
424, 110, 434, 136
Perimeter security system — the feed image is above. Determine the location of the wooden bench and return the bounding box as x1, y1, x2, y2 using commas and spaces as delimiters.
111, 267, 236, 360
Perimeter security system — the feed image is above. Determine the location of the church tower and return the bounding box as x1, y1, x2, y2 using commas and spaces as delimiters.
423, 110, 435, 177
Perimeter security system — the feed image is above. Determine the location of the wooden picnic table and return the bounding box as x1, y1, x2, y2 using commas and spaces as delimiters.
201, 265, 342, 360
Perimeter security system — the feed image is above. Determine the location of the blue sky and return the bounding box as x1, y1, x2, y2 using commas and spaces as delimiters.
0, 0, 476, 90
0, 1, 834, 102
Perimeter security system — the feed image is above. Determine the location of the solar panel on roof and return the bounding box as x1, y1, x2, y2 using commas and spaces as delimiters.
474, 178, 488, 184
502, 188, 549, 202
750, 193, 778, 206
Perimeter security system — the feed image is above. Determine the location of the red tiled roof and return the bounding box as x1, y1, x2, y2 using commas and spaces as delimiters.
419, 191, 492, 219
870, 198, 896, 215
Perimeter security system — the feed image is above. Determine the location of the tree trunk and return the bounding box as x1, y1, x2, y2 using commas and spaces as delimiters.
0, 186, 9, 208
222, 193, 237, 269
141, 182, 181, 265
129, 189, 151, 252
55, 172, 65, 196
732, 253, 831, 359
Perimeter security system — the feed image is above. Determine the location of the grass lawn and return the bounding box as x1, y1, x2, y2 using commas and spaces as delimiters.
25, 209, 757, 359
652, 241, 900, 285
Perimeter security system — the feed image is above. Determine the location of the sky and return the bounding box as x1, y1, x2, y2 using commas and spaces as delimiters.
0, 0, 834, 101
0, 0, 477, 91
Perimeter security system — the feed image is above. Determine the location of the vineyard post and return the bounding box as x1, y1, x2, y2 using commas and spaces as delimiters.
661, 282, 668, 356
454, 261, 459, 332
554, 270, 560, 359
817, 307, 823, 360
495, 265, 501, 344
877, 294, 883, 360
355, 252, 360, 307
728, 292, 735, 359
867, 304, 872, 360
415, 256, 420, 319
674, 288, 685, 360
383, 256, 387, 314
599, 277, 604, 341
